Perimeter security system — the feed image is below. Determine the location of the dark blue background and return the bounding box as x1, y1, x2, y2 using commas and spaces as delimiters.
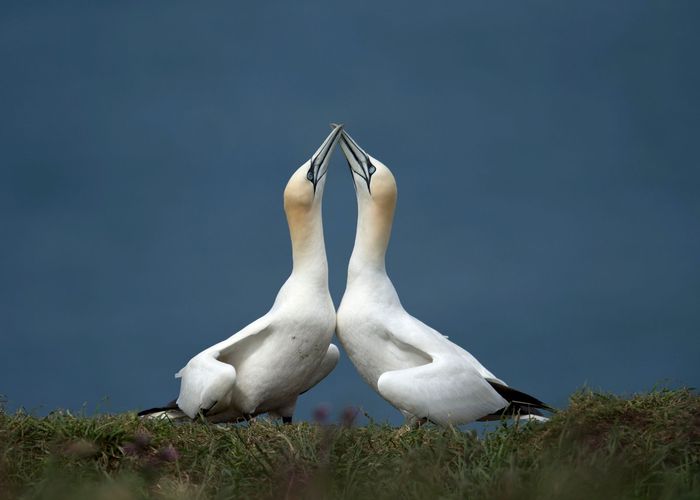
2, 1, 698, 423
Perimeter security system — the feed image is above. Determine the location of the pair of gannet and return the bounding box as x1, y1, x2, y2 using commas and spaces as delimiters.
140, 125, 550, 425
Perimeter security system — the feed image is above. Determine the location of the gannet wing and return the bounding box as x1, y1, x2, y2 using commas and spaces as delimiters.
377, 355, 508, 425
174, 352, 237, 418
299, 343, 339, 394
375, 316, 508, 425
390, 313, 508, 384
175, 315, 273, 418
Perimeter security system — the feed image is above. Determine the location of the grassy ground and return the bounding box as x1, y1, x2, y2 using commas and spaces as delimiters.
0, 389, 698, 500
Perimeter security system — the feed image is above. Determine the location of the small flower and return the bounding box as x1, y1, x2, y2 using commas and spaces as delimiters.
158, 444, 180, 462
340, 406, 359, 427
133, 428, 152, 448
122, 428, 153, 457
313, 404, 331, 424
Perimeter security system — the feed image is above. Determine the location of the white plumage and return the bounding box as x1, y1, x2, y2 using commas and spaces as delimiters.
336, 130, 549, 425
142, 125, 343, 423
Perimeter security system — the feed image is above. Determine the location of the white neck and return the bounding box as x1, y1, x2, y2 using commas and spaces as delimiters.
348, 198, 394, 281
287, 203, 328, 287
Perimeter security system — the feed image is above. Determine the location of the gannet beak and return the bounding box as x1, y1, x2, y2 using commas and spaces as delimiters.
307, 123, 344, 192
338, 129, 376, 193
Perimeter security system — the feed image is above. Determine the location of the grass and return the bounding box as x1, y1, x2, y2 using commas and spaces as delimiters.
0, 389, 698, 500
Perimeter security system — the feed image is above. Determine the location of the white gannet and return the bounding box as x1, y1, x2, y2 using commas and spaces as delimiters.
139, 125, 343, 423
335, 130, 551, 426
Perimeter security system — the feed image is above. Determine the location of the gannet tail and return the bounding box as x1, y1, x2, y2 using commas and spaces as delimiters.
478, 380, 554, 422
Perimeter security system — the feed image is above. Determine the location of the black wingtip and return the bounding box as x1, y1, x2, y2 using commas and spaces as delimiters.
479, 380, 554, 421
137, 399, 178, 417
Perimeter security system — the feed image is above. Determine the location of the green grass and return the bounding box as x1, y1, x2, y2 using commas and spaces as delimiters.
1, 389, 698, 499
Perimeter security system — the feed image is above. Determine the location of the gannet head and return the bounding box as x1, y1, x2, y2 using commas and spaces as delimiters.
339, 129, 397, 211
284, 124, 343, 212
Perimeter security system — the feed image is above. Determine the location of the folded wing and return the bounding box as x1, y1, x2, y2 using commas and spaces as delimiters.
299, 343, 339, 395
175, 315, 272, 418
377, 355, 508, 425
375, 315, 508, 425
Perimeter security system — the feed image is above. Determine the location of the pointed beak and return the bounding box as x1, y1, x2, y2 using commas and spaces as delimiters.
339, 130, 375, 193
307, 123, 343, 191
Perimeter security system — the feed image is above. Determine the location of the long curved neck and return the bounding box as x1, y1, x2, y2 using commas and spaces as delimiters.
348, 199, 395, 279
286, 203, 328, 287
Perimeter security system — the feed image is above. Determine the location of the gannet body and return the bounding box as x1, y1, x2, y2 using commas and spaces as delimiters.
335, 130, 550, 425
140, 126, 343, 423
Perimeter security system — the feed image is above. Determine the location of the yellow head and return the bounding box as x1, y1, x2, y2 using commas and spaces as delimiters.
283, 125, 343, 254
284, 124, 343, 214
338, 129, 397, 263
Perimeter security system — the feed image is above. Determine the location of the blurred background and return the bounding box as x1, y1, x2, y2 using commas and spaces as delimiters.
1, 1, 698, 424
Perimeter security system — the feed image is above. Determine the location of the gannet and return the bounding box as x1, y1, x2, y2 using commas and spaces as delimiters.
335, 130, 551, 425
139, 125, 343, 423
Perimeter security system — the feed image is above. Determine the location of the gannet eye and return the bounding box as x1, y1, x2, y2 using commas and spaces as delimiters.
307, 170, 314, 181
368, 165, 376, 175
